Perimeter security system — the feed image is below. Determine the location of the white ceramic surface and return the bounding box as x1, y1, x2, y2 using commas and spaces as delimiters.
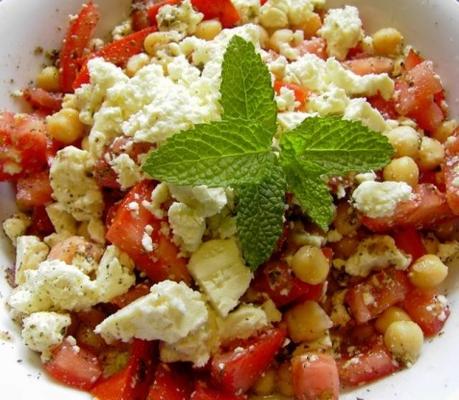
0, 0, 458, 399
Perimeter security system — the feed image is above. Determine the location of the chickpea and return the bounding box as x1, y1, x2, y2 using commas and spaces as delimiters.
253, 368, 276, 395
384, 126, 421, 158
46, 108, 85, 144
36, 66, 60, 92
418, 137, 445, 170
126, 53, 150, 77
372, 28, 404, 57
408, 254, 448, 289
286, 301, 333, 342
332, 236, 359, 259
195, 20, 223, 41
334, 202, 360, 237
384, 321, 424, 365
375, 306, 411, 334
276, 362, 294, 397
293, 12, 322, 39
144, 32, 172, 56
422, 234, 439, 255
269, 29, 294, 53
383, 156, 419, 187
291, 245, 330, 285
432, 119, 458, 143
260, 7, 289, 30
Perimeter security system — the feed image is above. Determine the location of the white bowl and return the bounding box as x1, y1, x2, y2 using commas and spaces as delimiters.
0, 0, 458, 399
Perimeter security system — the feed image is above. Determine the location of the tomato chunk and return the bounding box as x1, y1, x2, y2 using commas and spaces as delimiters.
191, 0, 240, 28
91, 340, 155, 400
252, 261, 323, 307
297, 37, 327, 59
211, 328, 286, 394
292, 354, 339, 400
191, 382, 247, 400
16, 170, 53, 208
345, 269, 410, 324
23, 87, 63, 114
338, 341, 398, 387
59, 1, 100, 92
106, 181, 191, 284
404, 48, 424, 71
274, 81, 309, 110
343, 57, 393, 76
45, 337, 102, 390
393, 226, 426, 262
367, 94, 398, 120
26, 206, 55, 237
403, 288, 450, 336
146, 363, 192, 400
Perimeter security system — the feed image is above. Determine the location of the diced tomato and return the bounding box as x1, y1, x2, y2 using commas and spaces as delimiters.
404, 48, 424, 71
146, 363, 192, 400
91, 340, 156, 400
15, 170, 53, 208
191, 0, 240, 28
211, 327, 286, 394
443, 135, 459, 214
362, 184, 452, 232
297, 37, 327, 59
345, 269, 410, 324
0, 112, 48, 181
45, 337, 102, 390
393, 226, 426, 262
403, 288, 450, 336
274, 81, 309, 110
338, 341, 398, 387
367, 94, 398, 119
147, 0, 181, 24
94, 158, 121, 189
291, 354, 339, 400
106, 181, 191, 284
23, 87, 63, 114
27, 206, 55, 237
343, 57, 394, 76
131, 0, 152, 31
191, 382, 247, 400
59, 1, 100, 92
252, 261, 323, 307
410, 99, 444, 133
73, 27, 156, 89
110, 283, 151, 308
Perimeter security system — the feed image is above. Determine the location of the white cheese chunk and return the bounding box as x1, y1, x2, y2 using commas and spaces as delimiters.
352, 181, 413, 218
2, 213, 31, 246
95, 281, 208, 344
344, 98, 388, 132
110, 153, 142, 190
157, 0, 203, 36
21, 312, 71, 361
188, 239, 253, 317
15, 236, 49, 285
345, 235, 412, 277
232, 0, 261, 23
219, 304, 268, 343
45, 203, 78, 235
437, 241, 459, 269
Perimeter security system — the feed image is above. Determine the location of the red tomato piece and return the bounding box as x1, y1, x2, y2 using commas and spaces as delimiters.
345, 269, 410, 324
362, 184, 452, 232
73, 27, 156, 89
45, 337, 102, 390
91, 340, 156, 400
23, 87, 64, 114
191, 382, 247, 400
211, 327, 286, 394
110, 283, 152, 308
191, 0, 240, 28
410, 99, 444, 133
291, 354, 339, 400
343, 57, 394, 76
403, 288, 450, 336
106, 181, 191, 284
393, 226, 426, 262
297, 37, 327, 59
146, 363, 192, 400
0, 112, 48, 181
252, 261, 323, 307
274, 81, 310, 109
367, 94, 399, 120
404, 48, 424, 71
16, 170, 53, 208
132, 0, 152, 31
147, 0, 181, 24
27, 206, 55, 237
338, 341, 398, 387
59, 1, 100, 92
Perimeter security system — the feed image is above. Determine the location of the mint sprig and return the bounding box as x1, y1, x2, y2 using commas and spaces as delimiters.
143, 36, 393, 269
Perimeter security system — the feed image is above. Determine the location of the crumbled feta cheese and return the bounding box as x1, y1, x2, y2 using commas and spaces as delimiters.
188, 239, 253, 317
327, 230, 343, 243
15, 236, 49, 285
344, 98, 388, 132
352, 181, 413, 218
318, 6, 363, 60
87, 218, 106, 245
45, 203, 78, 235
22, 312, 71, 360
232, 0, 261, 23
276, 86, 300, 112
168, 202, 206, 253
95, 281, 208, 344
50, 146, 104, 222
2, 213, 31, 246
278, 111, 313, 131
111, 18, 133, 41
141, 231, 155, 253
437, 241, 459, 269
345, 235, 412, 277
355, 171, 377, 183
261, 299, 282, 323
110, 153, 142, 190
308, 85, 349, 115
219, 304, 268, 343
330, 290, 351, 327
157, 0, 203, 36
146, 182, 171, 219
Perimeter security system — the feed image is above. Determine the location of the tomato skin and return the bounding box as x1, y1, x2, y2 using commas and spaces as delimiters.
73, 27, 156, 89
23, 87, 64, 114
59, 1, 100, 92
274, 81, 309, 109
211, 328, 286, 394
16, 170, 53, 208
345, 269, 410, 324
191, 383, 247, 400
26, 206, 55, 237
146, 363, 192, 400
191, 0, 240, 28
44, 338, 102, 390
252, 261, 323, 307
404, 48, 424, 71
291, 354, 339, 400
110, 283, 151, 308
393, 226, 426, 262
106, 181, 191, 284
343, 57, 393, 76
403, 288, 450, 336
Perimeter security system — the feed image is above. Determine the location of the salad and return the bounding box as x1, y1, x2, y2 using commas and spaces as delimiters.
1, 0, 458, 399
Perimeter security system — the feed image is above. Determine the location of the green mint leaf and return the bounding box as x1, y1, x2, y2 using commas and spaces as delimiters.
143, 121, 275, 187
221, 36, 277, 135
283, 116, 394, 176
235, 163, 286, 269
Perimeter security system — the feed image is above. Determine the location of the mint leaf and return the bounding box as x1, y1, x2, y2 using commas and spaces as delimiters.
143, 121, 274, 187
283, 116, 394, 177
236, 163, 286, 269
221, 36, 277, 135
